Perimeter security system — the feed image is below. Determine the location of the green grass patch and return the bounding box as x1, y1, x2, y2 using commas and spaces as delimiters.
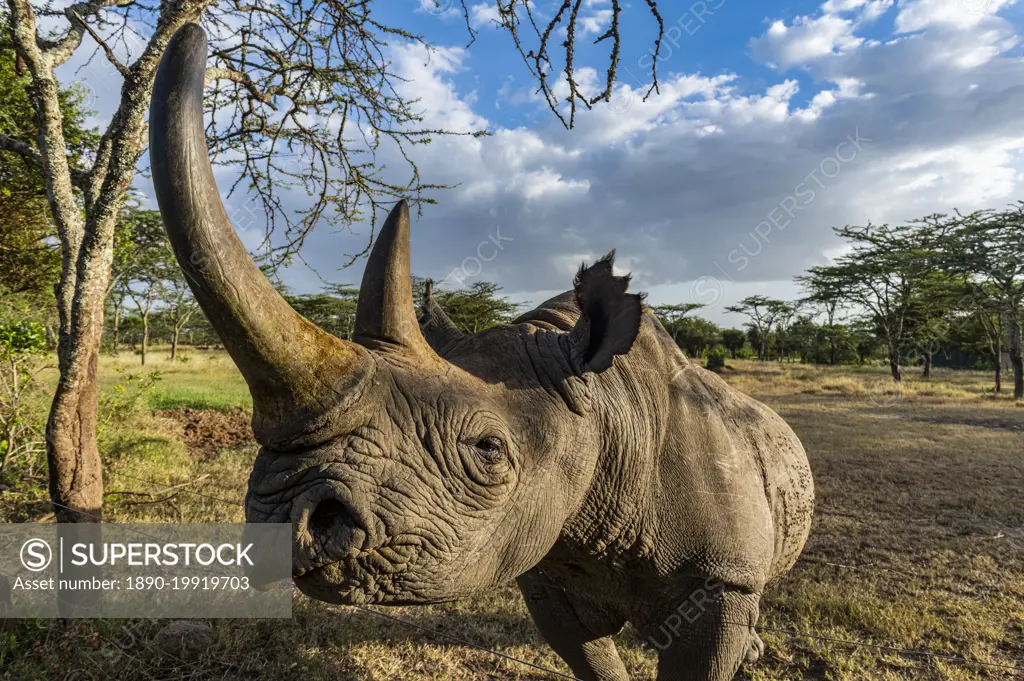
99, 348, 252, 412
148, 385, 251, 412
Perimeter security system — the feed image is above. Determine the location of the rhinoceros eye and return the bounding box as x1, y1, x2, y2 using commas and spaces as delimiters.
472, 436, 506, 463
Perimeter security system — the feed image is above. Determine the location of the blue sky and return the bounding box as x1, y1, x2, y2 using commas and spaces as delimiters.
395, 1, 840, 123
57, 0, 1024, 325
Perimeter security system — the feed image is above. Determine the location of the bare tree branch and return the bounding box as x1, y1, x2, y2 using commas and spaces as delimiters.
205, 66, 274, 105
198, 0, 486, 269
38, 0, 137, 67
67, 7, 130, 76
491, 0, 664, 128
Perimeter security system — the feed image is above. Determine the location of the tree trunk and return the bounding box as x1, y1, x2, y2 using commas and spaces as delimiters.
1012, 355, 1023, 400
141, 316, 149, 366
1010, 320, 1024, 399
8, 1, 107, 524
46, 295, 106, 524
922, 352, 931, 379
171, 327, 180, 361
112, 304, 120, 355
994, 332, 1002, 394
889, 356, 902, 382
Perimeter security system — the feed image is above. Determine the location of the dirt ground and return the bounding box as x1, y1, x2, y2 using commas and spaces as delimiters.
154, 407, 253, 460
2, 358, 1022, 680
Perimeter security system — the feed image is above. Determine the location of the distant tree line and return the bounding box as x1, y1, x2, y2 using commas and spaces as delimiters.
13, 201, 1021, 402
654, 208, 1022, 398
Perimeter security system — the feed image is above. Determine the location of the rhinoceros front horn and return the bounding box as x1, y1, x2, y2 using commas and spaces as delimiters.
150, 24, 373, 445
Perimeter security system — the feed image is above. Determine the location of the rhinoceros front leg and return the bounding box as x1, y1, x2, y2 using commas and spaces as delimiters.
517, 569, 631, 681
644, 588, 761, 681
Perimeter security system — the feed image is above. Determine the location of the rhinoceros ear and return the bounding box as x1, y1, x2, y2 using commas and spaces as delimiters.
569, 251, 644, 373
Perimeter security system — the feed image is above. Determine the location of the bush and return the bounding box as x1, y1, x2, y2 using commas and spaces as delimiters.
706, 346, 728, 372
737, 347, 758, 360
99, 367, 162, 429
0, 321, 48, 483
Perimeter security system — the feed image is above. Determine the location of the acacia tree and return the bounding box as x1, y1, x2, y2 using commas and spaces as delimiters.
800, 271, 848, 365
163, 265, 198, 361
968, 287, 1007, 393
1, 0, 666, 522
725, 296, 793, 361
904, 274, 964, 379
108, 201, 156, 355
651, 303, 705, 349
0, 1, 465, 522
770, 302, 799, 362
432, 281, 520, 334
720, 329, 746, 359
284, 286, 359, 342
952, 206, 1024, 398
124, 270, 158, 366
0, 46, 94, 342
672, 316, 720, 358
116, 209, 167, 366
799, 219, 950, 382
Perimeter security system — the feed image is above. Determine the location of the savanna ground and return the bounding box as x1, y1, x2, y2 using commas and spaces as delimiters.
1, 350, 1022, 680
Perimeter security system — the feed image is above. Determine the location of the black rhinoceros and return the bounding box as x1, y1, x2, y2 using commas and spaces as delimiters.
149, 24, 814, 681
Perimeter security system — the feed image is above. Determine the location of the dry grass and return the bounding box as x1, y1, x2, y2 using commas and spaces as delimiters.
2, 355, 1022, 680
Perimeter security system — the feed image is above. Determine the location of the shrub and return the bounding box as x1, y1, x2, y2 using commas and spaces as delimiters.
99, 367, 162, 429
706, 346, 728, 372
736, 347, 758, 360
0, 321, 48, 483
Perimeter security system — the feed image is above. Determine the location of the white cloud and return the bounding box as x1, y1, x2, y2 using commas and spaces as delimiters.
860, 0, 895, 21
554, 0, 614, 38
578, 9, 613, 36
823, 0, 893, 21
823, 0, 871, 12
794, 78, 867, 121
579, 0, 614, 36
750, 14, 864, 69
258, 14, 1024, 305
90, 0, 1024, 320
895, 0, 1017, 32
389, 43, 488, 134
468, 2, 501, 29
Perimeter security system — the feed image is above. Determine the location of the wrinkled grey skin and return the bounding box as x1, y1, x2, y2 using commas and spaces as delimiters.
150, 25, 814, 681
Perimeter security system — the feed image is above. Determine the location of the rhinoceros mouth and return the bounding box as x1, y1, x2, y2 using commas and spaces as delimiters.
292, 548, 448, 606
293, 540, 416, 580
291, 511, 436, 600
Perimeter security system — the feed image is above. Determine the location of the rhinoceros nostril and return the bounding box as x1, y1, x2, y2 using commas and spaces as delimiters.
310, 498, 354, 536
308, 497, 367, 559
